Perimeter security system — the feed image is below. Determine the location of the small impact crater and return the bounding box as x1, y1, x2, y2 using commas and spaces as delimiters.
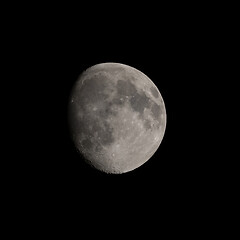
150, 86, 159, 98
151, 102, 162, 121
81, 138, 93, 150
144, 119, 152, 130
96, 122, 115, 146
77, 75, 109, 108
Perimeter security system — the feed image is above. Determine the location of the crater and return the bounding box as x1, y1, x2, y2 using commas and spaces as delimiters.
105, 64, 125, 75
143, 119, 152, 130
81, 138, 93, 150
98, 103, 117, 118
150, 86, 159, 98
96, 122, 115, 146
75, 112, 115, 152
112, 97, 125, 106
151, 102, 162, 120
94, 145, 103, 155
77, 75, 109, 108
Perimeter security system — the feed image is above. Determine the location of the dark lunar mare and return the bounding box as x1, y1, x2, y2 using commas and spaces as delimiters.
130, 91, 151, 116
114, 79, 162, 127
116, 79, 137, 97
116, 79, 152, 117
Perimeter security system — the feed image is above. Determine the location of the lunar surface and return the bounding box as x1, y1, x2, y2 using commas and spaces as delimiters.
68, 62, 166, 174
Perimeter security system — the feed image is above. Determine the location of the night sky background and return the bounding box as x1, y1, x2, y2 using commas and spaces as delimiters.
24, 23, 210, 212
6, 4, 226, 234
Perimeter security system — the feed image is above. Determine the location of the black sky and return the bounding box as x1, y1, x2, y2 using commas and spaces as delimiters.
24, 24, 210, 196
6, 7, 222, 230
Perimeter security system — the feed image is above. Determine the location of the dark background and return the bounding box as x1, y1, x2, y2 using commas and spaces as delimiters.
5, 4, 227, 233
22, 24, 212, 206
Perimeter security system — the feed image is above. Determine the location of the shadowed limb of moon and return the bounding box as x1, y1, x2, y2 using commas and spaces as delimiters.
68, 62, 166, 174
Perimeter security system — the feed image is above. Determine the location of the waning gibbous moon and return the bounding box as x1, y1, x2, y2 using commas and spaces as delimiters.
68, 62, 167, 174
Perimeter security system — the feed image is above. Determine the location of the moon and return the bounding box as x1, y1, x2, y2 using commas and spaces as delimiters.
68, 62, 166, 174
